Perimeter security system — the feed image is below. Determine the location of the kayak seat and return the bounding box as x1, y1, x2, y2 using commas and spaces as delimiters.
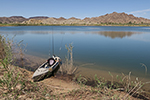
47, 58, 56, 66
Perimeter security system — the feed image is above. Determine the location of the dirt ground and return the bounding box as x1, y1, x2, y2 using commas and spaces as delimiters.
1, 64, 144, 100
0, 54, 149, 99
33, 72, 145, 100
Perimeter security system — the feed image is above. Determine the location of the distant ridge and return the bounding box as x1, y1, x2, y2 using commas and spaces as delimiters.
86, 12, 150, 24
29, 16, 49, 20
0, 12, 150, 25
0, 16, 27, 24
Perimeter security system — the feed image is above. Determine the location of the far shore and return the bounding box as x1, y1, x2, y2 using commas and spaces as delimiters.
0, 23, 150, 27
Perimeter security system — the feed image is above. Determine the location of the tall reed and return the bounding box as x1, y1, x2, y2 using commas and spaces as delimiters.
59, 43, 77, 75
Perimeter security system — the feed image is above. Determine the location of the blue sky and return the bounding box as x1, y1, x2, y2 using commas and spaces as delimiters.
0, 0, 150, 19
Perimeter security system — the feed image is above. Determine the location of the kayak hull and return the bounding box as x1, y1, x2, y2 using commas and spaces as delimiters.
32, 56, 62, 81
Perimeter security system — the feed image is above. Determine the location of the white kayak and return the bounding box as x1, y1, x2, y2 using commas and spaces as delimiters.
32, 56, 62, 81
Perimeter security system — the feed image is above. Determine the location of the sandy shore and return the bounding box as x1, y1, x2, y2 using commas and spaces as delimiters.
15, 53, 150, 94
1, 55, 149, 99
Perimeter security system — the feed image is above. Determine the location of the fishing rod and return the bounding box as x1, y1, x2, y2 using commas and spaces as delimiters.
58, 32, 65, 56
49, 26, 65, 57
52, 29, 54, 56
49, 26, 54, 57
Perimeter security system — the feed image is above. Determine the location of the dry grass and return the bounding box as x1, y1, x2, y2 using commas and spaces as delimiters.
59, 43, 78, 75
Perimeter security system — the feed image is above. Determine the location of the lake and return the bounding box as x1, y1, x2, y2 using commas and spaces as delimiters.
0, 26, 150, 80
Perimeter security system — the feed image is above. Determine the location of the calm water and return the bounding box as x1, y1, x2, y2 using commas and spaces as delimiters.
0, 26, 150, 79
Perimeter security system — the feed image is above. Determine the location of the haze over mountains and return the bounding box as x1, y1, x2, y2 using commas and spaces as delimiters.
0, 12, 150, 25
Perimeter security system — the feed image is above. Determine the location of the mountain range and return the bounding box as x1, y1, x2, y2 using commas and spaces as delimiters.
0, 12, 150, 25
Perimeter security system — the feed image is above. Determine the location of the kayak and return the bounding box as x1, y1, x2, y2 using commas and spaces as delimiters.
32, 56, 62, 81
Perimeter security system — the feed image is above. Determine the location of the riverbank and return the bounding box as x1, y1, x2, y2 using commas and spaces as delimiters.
0, 50, 150, 99
0, 62, 147, 100
9, 53, 150, 99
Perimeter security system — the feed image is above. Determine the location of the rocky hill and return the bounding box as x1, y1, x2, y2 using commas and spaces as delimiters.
0, 16, 48, 24
1, 12, 150, 25
29, 16, 49, 20
0, 16, 27, 24
23, 12, 150, 25
85, 12, 150, 24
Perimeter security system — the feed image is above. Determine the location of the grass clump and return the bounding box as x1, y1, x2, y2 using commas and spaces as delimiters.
85, 72, 150, 99
58, 42, 150, 99
0, 35, 53, 99
59, 43, 78, 76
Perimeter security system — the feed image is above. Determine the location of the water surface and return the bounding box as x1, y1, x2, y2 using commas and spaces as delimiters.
0, 26, 150, 79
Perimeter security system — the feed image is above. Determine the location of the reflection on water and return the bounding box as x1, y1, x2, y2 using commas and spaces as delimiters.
0, 26, 143, 39
0, 30, 143, 39
95, 31, 141, 39
0, 26, 150, 80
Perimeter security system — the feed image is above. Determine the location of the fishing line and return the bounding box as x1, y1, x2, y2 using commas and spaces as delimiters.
59, 32, 65, 56
52, 27, 54, 56
49, 26, 54, 57
48, 31, 51, 57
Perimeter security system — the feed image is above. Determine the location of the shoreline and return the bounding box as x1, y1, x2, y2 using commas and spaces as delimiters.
20, 53, 150, 91
12, 53, 150, 99
1, 50, 150, 99
22, 53, 150, 81
0, 23, 150, 27
0, 64, 143, 100
19, 53, 150, 82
